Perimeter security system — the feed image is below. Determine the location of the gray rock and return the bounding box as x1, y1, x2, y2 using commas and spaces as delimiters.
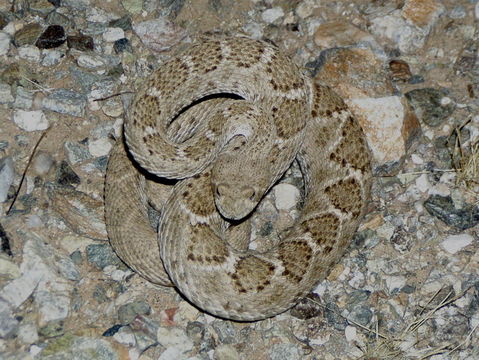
43, 89, 86, 117
424, 195, 479, 230
13, 86, 34, 109
0, 299, 19, 338
86, 243, 123, 270
118, 300, 151, 325
56, 160, 81, 186
46, 11, 73, 28
269, 343, 302, 360
0, 83, 14, 104
0, 156, 14, 203
348, 305, 373, 326
64, 141, 92, 165
211, 321, 236, 344
405, 88, 455, 127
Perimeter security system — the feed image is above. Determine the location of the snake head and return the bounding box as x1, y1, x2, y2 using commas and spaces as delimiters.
211, 152, 271, 220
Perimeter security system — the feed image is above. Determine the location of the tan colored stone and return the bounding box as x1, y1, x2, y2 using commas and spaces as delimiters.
402, 0, 444, 28
314, 21, 374, 49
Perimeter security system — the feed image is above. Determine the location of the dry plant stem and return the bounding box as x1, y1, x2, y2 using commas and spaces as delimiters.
6, 130, 49, 216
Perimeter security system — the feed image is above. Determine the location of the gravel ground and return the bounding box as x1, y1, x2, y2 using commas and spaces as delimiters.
1, 0, 478, 359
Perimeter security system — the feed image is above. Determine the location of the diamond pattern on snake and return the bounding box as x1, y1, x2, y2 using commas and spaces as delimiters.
104, 36, 372, 321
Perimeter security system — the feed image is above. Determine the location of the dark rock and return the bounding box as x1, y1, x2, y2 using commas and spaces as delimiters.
348, 305, 373, 326
109, 15, 132, 31
0, 222, 13, 256
113, 38, 131, 53
67, 35, 94, 51
324, 302, 348, 331
290, 293, 323, 320
102, 324, 123, 337
405, 88, 455, 127
70, 250, 82, 265
424, 195, 479, 230
56, 160, 81, 186
36, 25, 66, 49
48, 0, 61, 7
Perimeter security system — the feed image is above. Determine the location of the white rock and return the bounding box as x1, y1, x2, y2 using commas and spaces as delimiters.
344, 325, 357, 342
88, 138, 112, 157
415, 173, 430, 193
13, 110, 49, 131
384, 275, 406, 292
441, 234, 474, 254
103, 27, 125, 42
42, 49, 64, 66
159, 346, 188, 360
26, 214, 43, 228
0, 157, 14, 203
261, 7, 284, 23
33, 151, 54, 176
274, 183, 300, 210
77, 54, 107, 69
349, 96, 406, 164
369, 12, 427, 54
157, 327, 193, 352
18, 322, 39, 344
411, 154, 423, 164
0, 235, 74, 323
0, 32, 11, 56
113, 326, 136, 347
18, 45, 41, 62
133, 17, 186, 52
0, 83, 14, 104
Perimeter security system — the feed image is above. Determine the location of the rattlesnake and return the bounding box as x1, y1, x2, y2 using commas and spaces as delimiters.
104, 36, 372, 321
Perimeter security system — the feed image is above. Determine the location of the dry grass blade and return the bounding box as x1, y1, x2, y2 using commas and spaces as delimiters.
305, 287, 473, 359
450, 117, 479, 198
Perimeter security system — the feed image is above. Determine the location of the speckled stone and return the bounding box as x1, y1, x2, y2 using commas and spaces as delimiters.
86, 243, 123, 270
424, 195, 479, 230
14, 23, 42, 46
118, 301, 151, 325
56, 161, 81, 186
405, 88, 455, 127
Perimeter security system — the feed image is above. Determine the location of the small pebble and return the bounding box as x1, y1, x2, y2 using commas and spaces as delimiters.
0, 32, 11, 55
67, 35, 94, 51
13, 110, 49, 131
18, 45, 41, 62
261, 7, 284, 23
274, 183, 300, 210
88, 138, 112, 157
0, 156, 14, 203
103, 27, 125, 42
441, 234, 474, 254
